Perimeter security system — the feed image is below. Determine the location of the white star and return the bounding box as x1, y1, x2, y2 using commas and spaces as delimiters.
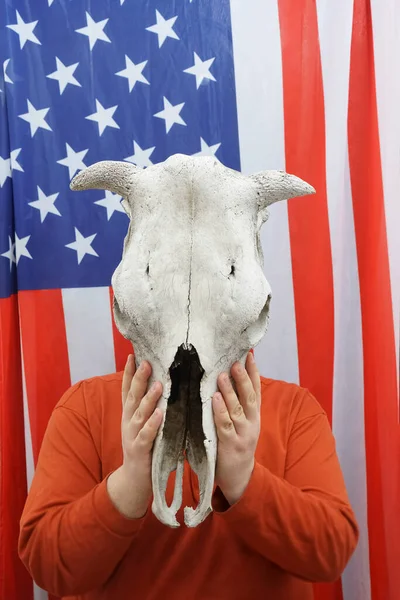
0, 157, 11, 187
76, 12, 111, 51
3, 59, 13, 84
10, 149, 23, 173
66, 228, 99, 264
94, 191, 126, 220
184, 52, 216, 89
19, 100, 52, 137
6, 11, 41, 49
15, 234, 33, 264
0, 149, 24, 186
154, 97, 186, 133
86, 100, 119, 136
146, 10, 179, 48
124, 141, 155, 168
193, 137, 221, 157
57, 143, 88, 179
47, 57, 81, 94
28, 186, 61, 223
116, 56, 149, 92
1, 236, 16, 270
48, 0, 55, 5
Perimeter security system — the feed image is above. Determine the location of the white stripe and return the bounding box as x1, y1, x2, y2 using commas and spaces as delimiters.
21, 325, 46, 600
62, 287, 116, 384
20, 333, 35, 490
229, 0, 299, 384
370, 0, 400, 400
316, 2, 371, 598
33, 583, 49, 600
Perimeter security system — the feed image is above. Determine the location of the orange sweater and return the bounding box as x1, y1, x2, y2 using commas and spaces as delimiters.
19, 372, 358, 600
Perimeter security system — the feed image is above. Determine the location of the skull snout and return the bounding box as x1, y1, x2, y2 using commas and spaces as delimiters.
151, 343, 215, 528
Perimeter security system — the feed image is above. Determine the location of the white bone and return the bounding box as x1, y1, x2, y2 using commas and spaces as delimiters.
70, 153, 315, 527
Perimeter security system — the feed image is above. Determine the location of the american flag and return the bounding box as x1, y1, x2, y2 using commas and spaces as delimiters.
0, 1, 399, 600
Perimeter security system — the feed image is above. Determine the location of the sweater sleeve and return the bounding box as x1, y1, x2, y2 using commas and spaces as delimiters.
19, 383, 145, 597
212, 396, 359, 583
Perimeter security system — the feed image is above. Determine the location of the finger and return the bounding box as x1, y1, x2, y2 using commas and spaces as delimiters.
130, 381, 163, 438
122, 354, 135, 406
212, 392, 236, 441
217, 372, 247, 433
135, 408, 163, 451
123, 359, 152, 423
246, 351, 261, 400
230, 357, 259, 421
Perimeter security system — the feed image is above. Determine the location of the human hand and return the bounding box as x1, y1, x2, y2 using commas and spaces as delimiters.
212, 352, 261, 505
107, 355, 163, 519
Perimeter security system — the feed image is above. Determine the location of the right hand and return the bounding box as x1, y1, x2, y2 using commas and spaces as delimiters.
107, 355, 163, 519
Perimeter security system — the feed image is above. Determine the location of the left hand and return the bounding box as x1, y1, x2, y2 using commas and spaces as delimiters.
212, 351, 261, 505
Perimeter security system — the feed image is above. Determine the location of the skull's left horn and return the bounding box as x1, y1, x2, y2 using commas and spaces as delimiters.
70, 160, 138, 198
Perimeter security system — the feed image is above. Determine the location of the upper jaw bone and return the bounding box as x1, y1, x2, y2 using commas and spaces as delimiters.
151, 344, 216, 528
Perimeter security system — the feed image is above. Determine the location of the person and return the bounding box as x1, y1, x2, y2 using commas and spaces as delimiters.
19, 351, 358, 599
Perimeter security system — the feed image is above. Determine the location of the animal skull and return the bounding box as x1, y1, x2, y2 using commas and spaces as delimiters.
70, 154, 314, 528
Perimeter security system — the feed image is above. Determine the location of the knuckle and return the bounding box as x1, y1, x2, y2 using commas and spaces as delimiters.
217, 401, 227, 413
232, 402, 244, 418
126, 390, 137, 405
222, 419, 234, 432
126, 389, 133, 402
248, 392, 257, 405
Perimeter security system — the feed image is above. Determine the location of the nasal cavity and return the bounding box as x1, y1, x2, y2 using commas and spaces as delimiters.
255, 294, 271, 324
162, 345, 205, 463
264, 294, 271, 315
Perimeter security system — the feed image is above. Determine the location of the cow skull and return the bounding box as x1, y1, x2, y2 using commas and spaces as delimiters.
70, 154, 314, 528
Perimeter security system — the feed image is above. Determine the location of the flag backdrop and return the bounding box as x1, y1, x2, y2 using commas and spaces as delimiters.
0, 0, 399, 599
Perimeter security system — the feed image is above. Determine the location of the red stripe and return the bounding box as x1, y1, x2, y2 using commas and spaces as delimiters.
348, 1, 400, 598
19, 289, 71, 463
0, 295, 33, 600
277, 3, 340, 599
109, 287, 134, 372
277, 0, 335, 420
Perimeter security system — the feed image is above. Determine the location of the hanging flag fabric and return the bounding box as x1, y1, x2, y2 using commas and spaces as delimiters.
0, 1, 399, 599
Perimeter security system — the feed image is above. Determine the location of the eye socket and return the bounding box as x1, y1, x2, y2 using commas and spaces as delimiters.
229, 264, 235, 277
146, 264, 150, 276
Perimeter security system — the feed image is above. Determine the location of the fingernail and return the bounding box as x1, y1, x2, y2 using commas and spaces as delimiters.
236, 363, 244, 373
248, 352, 254, 363
139, 361, 146, 371
150, 382, 158, 392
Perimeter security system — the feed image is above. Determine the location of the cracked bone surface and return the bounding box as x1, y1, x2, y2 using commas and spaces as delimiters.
70, 153, 315, 527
